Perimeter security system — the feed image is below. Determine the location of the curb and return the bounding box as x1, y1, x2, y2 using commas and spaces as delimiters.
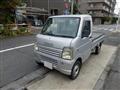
111, 30, 120, 33
93, 46, 118, 90
1, 67, 50, 90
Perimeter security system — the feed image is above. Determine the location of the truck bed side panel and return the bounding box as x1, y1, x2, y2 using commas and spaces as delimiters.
91, 32, 105, 49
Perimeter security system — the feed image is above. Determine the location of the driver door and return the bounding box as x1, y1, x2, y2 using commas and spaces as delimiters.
80, 20, 92, 62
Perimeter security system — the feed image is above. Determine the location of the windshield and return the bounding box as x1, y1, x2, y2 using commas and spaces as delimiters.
41, 17, 80, 38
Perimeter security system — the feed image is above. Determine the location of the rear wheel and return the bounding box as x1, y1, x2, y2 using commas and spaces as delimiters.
35, 61, 44, 66
94, 44, 102, 55
69, 60, 82, 80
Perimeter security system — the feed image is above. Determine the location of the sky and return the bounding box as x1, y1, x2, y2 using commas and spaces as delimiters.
115, 0, 120, 14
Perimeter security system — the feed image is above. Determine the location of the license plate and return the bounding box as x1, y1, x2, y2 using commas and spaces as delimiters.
44, 61, 53, 70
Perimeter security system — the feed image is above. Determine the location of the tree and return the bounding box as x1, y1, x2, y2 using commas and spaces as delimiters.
0, 0, 21, 36
69, 0, 80, 14
101, 17, 111, 24
73, 3, 79, 14
73, 0, 80, 14
111, 17, 118, 24
0, 0, 20, 24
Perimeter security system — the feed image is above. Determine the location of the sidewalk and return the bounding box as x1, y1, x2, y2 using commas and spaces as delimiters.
102, 46, 120, 90
26, 45, 117, 90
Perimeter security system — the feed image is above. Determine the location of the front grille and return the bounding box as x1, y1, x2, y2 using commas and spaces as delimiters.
38, 45, 62, 57
40, 55, 58, 66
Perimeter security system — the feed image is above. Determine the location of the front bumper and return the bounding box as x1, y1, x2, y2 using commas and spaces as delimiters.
34, 50, 75, 75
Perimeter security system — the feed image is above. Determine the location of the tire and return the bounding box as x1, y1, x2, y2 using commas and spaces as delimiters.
94, 44, 101, 55
69, 60, 82, 80
35, 61, 44, 66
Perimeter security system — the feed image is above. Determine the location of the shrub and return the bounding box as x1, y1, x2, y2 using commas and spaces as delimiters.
0, 25, 4, 34
101, 17, 112, 24
111, 17, 118, 24
19, 27, 28, 33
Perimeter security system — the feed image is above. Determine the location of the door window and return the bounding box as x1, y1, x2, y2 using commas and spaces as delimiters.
81, 20, 91, 38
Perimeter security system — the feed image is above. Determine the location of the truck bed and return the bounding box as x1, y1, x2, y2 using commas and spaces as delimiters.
91, 32, 104, 42
91, 32, 105, 49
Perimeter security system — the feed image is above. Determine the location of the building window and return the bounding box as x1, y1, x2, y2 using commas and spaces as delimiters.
89, 11, 93, 14
51, 9, 58, 15
90, 4, 93, 7
89, 3, 96, 8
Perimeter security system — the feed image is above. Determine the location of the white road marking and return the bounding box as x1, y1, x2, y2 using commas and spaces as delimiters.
0, 43, 34, 53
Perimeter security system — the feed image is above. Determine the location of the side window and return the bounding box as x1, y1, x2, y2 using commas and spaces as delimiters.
81, 20, 91, 38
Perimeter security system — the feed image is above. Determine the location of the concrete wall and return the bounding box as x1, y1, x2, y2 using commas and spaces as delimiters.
94, 18, 102, 25
79, 0, 89, 14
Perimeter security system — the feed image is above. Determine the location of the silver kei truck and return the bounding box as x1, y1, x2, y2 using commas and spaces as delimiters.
34, 15, 105, 80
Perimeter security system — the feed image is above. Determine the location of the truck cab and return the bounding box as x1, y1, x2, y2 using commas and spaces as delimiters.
34, 15, 104, 80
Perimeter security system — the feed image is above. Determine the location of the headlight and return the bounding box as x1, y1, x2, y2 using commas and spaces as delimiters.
34, 44, 39, 51
62, 47, 73, 60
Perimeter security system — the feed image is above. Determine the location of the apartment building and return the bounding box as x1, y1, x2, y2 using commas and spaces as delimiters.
79, 0, 116, 24
27, 0, 81, 15
27, 0, 116, 24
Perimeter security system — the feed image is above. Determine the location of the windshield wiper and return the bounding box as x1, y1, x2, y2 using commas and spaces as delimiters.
57, 35, 74, 38
42, 33, 59, 37
42, 33, 74, 38
42, 33, 54, 36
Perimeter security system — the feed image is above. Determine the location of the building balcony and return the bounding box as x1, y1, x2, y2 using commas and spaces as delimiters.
104, 0, 111, 6
88, 0, 105, 3
88, 6, 103, 10
88, 0, 112, 8
91, 13, 104, 17
87, 6, 112, 14
90, 13, 110, 17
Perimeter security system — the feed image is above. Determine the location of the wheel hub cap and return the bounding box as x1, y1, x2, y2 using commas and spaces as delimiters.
73, 65, 79, 77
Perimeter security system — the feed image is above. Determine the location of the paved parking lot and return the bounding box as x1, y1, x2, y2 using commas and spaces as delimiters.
27, 45, 117, 90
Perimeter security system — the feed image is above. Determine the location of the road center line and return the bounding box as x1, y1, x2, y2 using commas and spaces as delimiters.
0, 43, 34, 53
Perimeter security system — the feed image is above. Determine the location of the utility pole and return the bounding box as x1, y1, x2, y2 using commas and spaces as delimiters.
71, 0, 74, 14
30, 0, 32, 7
116, 9, 120, 31
48, 0, 50, 15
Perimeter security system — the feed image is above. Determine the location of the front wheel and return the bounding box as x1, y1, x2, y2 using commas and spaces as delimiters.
69, 60, 82, 80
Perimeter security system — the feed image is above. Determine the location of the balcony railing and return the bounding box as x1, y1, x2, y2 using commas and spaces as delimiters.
88, 5, 111, 14
91, 12, 110, 17
88, 0, 112, 8
105, 0, 111, 5
88, 0, 104, 3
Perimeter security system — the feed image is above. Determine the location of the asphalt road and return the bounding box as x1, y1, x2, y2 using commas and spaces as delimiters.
0, 35, 39, 87
0, 25, 120, 88
0, 35, 35, 50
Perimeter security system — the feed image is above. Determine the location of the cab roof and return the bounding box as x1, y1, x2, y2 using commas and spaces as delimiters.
49, 14, 91, 18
